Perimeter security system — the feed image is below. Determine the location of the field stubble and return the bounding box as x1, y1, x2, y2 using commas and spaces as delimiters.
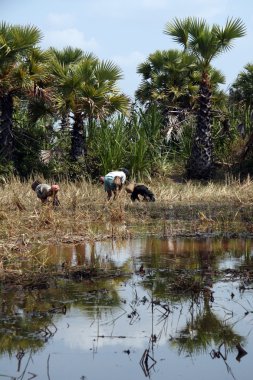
1, 176, 253, 282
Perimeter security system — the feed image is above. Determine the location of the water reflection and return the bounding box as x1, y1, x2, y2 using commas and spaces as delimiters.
0, 237, 253, 380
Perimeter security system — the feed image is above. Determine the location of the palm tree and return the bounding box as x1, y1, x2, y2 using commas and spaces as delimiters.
164, 17, 246, 179
48, 46, 84, 131
136, 49, 199, 110
50, 52, 130, 161
229, 63, 253, 111
0, 22, 43, 164
229, 63, 253, 161
136, 49, 199, 144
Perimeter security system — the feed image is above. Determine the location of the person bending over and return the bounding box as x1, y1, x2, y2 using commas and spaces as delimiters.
100, 168, 129, 200
31, 180, 60, 205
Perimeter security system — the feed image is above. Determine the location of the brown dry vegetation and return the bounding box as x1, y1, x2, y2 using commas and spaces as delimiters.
1, 175, 253, 242
1, 176, 253, 283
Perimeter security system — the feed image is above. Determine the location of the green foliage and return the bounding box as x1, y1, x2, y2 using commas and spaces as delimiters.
48, 48, 130, 162
166, 116, 195, 162
136, 49, 199, 111
11, 108, 49, 178
0, 161, 15, 177
89, 115, 129, 175
229, 63, 253, 111
127, 106, 163, 178
164, 16, 246, 179
1, 20, 252, 182
88, 106, 169, 179
164, 17, 246, 68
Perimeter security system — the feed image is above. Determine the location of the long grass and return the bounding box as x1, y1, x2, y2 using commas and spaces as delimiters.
1, 175, 253, 242
1, 175, 253, 282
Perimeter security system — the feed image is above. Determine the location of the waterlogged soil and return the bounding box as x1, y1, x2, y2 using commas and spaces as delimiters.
126, 202, 253, 235
1, 201, 253, 258
0, 236, 253, 380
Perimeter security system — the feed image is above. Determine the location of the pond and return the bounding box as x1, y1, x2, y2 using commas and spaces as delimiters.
0, 236, 253, 380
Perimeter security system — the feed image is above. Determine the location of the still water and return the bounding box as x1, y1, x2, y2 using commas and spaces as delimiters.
1, 237, 253, 380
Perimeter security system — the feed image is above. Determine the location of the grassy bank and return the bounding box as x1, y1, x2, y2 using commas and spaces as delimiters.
1, 176, 253, 284
1, 176, 253, 245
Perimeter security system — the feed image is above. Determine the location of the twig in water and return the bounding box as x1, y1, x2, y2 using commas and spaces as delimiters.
139, 348, 157, 377
47, 354, 51, 380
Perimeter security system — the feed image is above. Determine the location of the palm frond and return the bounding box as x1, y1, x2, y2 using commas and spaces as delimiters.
95, 60, 123, 82
49, 46, 84, 65
164, 18, 191, 49
214, 17, 246, 40
11, 24, 43, 50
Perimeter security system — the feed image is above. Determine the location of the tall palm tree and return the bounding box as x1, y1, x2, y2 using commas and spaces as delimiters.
51, 52, 130, 161
0, 22, 43, 163
136, 49, 200, 146
164, 17, 246, 179
229, 63, 253, 111
48, 46, 84, 131
136, 49, 199, 110
229, 64, 253, 161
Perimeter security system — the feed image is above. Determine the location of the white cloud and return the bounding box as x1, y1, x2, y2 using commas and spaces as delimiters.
43, 28, 99, 51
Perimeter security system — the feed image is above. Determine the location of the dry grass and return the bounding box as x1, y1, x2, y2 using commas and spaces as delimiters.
1, 175, 253, 283
1, 175, 253, 249
153, 175, 253, 205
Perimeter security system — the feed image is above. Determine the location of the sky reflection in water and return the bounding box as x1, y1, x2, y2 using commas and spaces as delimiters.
0, 237, 253, 380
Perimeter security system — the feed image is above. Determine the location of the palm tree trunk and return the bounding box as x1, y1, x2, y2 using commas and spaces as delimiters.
60, 112, 70, 131
187, 75, 213, 179
71, 112, 86, 160
0, 94, 14, 162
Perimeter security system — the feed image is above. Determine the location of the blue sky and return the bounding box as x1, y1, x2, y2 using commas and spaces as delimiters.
2, 0, 253, 99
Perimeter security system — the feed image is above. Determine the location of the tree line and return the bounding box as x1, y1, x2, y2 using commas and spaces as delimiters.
0, 18, 252, 181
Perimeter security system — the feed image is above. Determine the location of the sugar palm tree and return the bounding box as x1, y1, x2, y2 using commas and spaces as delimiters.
48, 46, 84, 131
164, 17, 246, 179
136, 49, 201, 148
229, 63, 253, 161
0, 22, 43, 163
229, 63, 253, 111
136, 49, 199, 110
50, 52, 130, 161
